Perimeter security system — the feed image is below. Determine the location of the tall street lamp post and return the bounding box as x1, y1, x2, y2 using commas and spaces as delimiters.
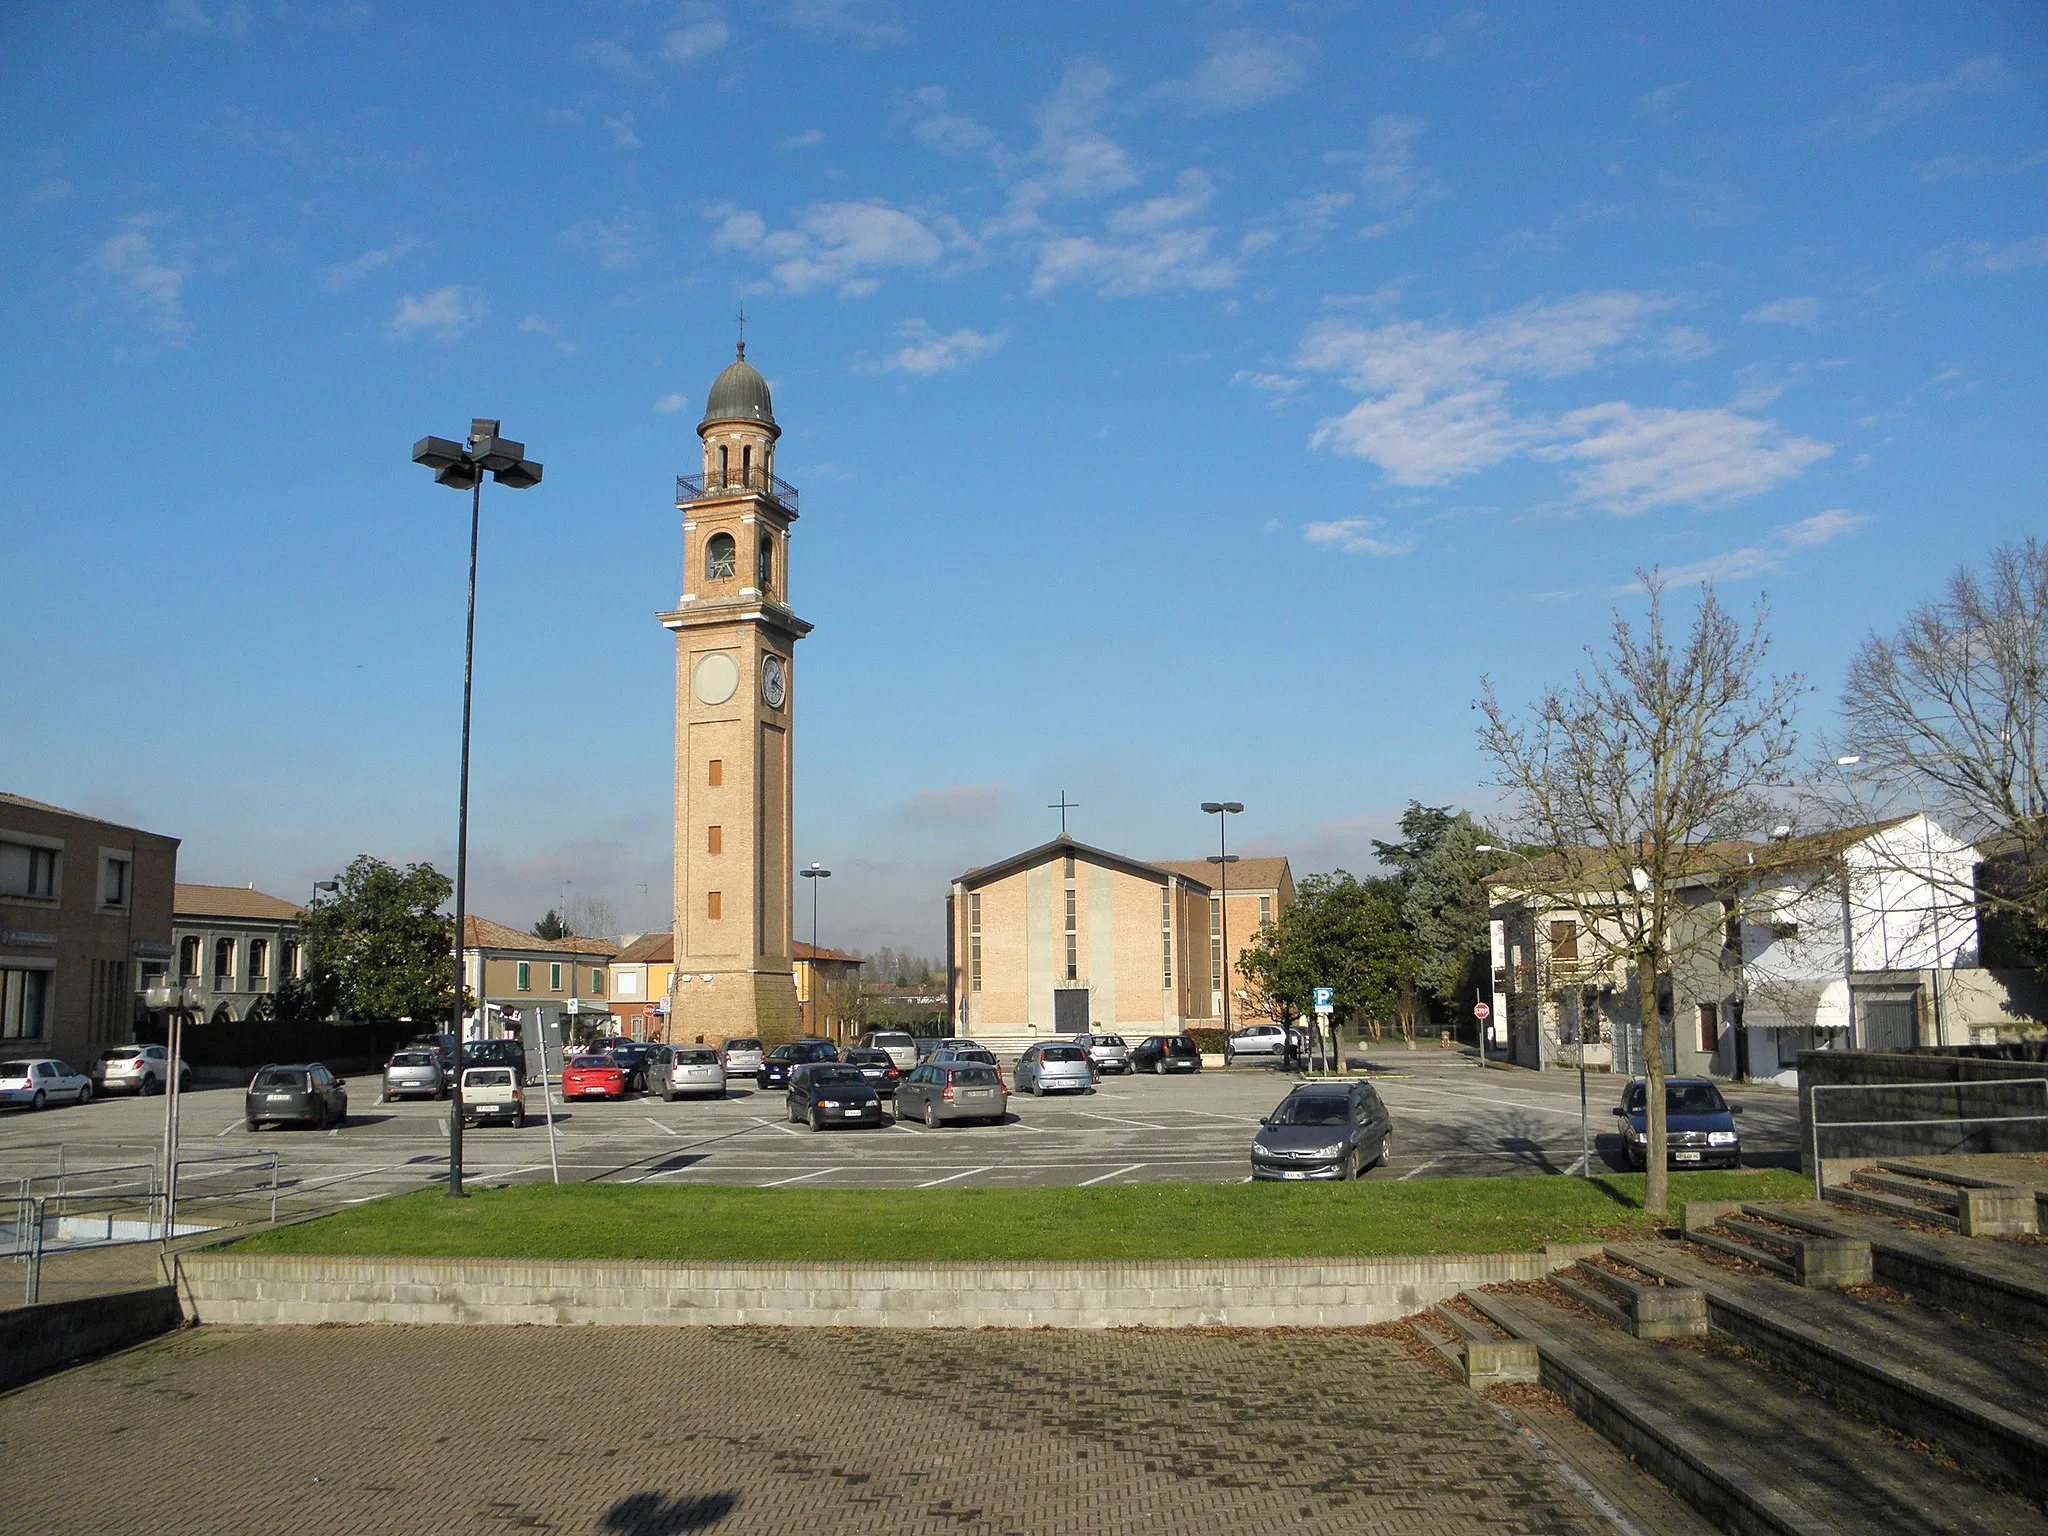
1200, 802, 1243, 1055
801, 862, 831, 1036
412, 419, 543, 1198
1474, 846, 1498, 1070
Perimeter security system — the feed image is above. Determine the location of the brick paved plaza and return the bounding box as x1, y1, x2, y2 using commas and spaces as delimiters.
0, 1324, 1625, 1535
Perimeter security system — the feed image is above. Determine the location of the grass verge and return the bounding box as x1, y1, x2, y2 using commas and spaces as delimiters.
231, 1170, 1808, 1264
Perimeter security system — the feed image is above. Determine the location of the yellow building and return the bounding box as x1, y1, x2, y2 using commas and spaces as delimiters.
459, 916, 615, 1043
793, 940, 863, 1043
1154, 857, 1296, 1024
607, 932, 677, 1040
659, 343, 811, 1044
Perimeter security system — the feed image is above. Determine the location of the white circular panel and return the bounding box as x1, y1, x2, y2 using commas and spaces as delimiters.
692, 652, 739, 706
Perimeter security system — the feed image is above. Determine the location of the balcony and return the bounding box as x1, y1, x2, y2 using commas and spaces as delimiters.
1548, 957, 1612, 987
678, 469, 799, 515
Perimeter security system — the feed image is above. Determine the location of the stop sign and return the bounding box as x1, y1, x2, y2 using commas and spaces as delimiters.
1473, 1001, 1492, 1021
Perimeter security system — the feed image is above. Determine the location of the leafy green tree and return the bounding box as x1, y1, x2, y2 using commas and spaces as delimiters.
1374, 802, 1499, 1018
1239, 872, 1412, 1044
303, 855, 456, 1031
532, 908, 570, 940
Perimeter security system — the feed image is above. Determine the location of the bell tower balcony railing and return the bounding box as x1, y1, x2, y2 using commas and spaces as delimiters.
678, 468, 799, 515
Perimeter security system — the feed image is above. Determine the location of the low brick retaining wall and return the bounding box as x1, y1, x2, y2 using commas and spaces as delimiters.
176, 1246, 1604, 1329
0, 1286, 183, 1392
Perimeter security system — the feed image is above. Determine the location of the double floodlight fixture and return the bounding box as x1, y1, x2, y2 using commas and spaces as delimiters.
1199, 801, 1244, 816
412, 418, 544, 492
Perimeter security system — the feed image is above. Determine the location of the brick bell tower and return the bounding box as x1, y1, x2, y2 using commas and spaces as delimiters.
659, 340, 811, 1043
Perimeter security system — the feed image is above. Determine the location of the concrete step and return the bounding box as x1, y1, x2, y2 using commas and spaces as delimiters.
1684, 1224, 1798, 1279
1707, 1213, 1873, 1289
1467, 1285, 2048, 1536
1563, 1259, 1708, 1338
1825, 1181, 1959, 1230
1608, 1239, 2048, 1505
1427, 1300, 1539, 1386
1755, 1200, 2048, 1335
1855, 1169, 1963, 1208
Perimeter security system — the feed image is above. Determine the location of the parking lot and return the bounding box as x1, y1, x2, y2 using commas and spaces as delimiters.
0, 1048, 1801, 1212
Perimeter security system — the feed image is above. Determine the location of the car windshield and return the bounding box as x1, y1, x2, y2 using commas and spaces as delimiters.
391, 1052, 436, 1067
812, 1065, 868, 1085
871, 1033, 913, 1047
1270, 1095, 1353, 1127
949, 1067, 1000, 1086
568, 1056, 613, 1070
847, 1051, 890, 1066
1042, 1046, 1086, 1062
253, 1069, 306, 1090
464, 1069, 513, 1088
676, 1049, 719, 1065
726, 1038, 761, 1051
1095, 1036, 1125, 1047
106, 1047, 144, 1060
1624, 1082, 1730, 1115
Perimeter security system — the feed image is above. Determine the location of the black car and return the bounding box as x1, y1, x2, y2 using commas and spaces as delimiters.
757, 1039, 838, 1090
594, 1036, 654, 1090
1130, 1034, 1202, 1074
462, 1038, 528, 1083
785, 1062, 883, 1130
842, 1047, 901, 1099
1614, 1078, 1743, 1169
246, 1063, 349, 1131
1251, 1082, 1391, 1181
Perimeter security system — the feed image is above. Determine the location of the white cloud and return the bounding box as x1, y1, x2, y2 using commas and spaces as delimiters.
26, 177, 74, 206
1105, 168, 1214, 235
1536, 403, 1833, 514
1232, 370, 1305, 397
1405, 8, 1485, 61
158, 0, 249, 37
1658, 172, 1756, 227
575, 38, 648, 81
1743, 296, 1822, 329
1780, 507, 1867, 547
900, 782, 1005, 823
707, 199, 973, 296
1026, 60, 1138, 201
1929, 234, 2048, 274
661, 4, 730, 62
1355, 115, 1443, 219
1031, 225, 1236, 298
560, 218, 650, 271
655, 392, 689, 413
786, 0, 905, 49
602, 112, 641, 151
1310, 384, 1528, 485
904, 86, 995, 155
1634, 82, 1687, 120
1158, 29, 1316, 113
96, 216, 191, 341
782, 128, 825, 150
518, 315, 558, 334
320, 236, 416, 291
1630, 508, 1867, 592
1821, 55, 2008, 139
876, 319, 1003, 375
385, 284, 484, 343
1302, 518, 1414, 556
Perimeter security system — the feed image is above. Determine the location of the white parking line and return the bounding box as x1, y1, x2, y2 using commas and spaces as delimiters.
749, 1116, 805, 1139
1377, 1082, 1593, 1121
760, 1167, 840, 1187
1079, 1163, 1145, 1186
1072, 1111, 1170, 1132
916, 1165, 993, 1188
644, 1118, 680, 1137
1398, 1156, 1442, 1182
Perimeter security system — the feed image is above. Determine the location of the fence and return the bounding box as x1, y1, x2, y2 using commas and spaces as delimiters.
1806, 1077, 2048, 1197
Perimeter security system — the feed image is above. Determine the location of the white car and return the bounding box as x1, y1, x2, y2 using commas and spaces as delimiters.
1223, 1024, 1299, 1063
651, 1045, 726, 1100
859, 1030, 920, 1071
0, 1058, 94, 1110
458, 1066, 524, 1128
92, 1044, 192, 1096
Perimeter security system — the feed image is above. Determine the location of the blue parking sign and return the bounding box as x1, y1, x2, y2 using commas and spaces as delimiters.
1312, 986, 1334, 1012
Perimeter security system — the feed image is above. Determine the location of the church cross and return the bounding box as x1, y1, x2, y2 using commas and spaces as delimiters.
1048, 790, 1079, 837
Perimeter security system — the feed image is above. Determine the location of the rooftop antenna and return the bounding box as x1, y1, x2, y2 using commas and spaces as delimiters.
1048, 790, 1079, 838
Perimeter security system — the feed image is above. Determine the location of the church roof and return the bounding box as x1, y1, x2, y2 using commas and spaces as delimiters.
954, 835, 1198, 891
701, 345, 776, 430
1153, 858, 1293, 894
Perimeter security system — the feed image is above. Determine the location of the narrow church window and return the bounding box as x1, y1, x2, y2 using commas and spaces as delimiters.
708, 825, 722, 855
718, 445, 729, 486
1210, 897, 1223, 995
1065, 887, 1078, 982
706, 532, 736, 580
1161, 887, 1172, 988
758, 533, 773, 589
742, 444, 753, 485
708, 759, 723, 787
708, 891, 723, 920
969, 893, 981, 993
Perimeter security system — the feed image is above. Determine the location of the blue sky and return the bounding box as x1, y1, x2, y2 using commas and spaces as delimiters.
3, 2, 2043, 955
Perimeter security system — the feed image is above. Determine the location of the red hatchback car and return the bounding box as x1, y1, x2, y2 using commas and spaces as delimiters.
563, 1054, 626, 1100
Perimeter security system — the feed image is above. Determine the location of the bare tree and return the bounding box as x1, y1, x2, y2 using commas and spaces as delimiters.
560, 893, 620, 941
1828, 537, 2048, 965
1478, 575, 1804, 1214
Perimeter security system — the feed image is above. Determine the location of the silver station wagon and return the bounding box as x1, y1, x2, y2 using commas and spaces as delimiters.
1014, 1041, 1095, 1096
650, 1045, 726, 1100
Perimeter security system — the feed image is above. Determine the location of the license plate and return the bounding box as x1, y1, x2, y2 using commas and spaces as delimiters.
842, 1108, 864, 1116
1675, 1151, 1702, 1162
1281, 1170, 1308, 1180
965, 1090, 993, 1099
267, 1094, 293, 1102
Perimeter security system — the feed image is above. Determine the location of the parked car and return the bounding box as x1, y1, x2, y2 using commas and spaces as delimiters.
382, 1048, 446, 1102
1223, 1023, 1300, 1064
1073, 1032, 1129, 1074
756, 1039, 837, 1090
649, 1045, 726, 1100
1130, 1035, 1202, 1074
858, 1030, 920, 1071
245, 1063, 347, 1131
929, 1041, 999, 1066
1614, 1078, 1742, 1170
563, 1054, 627, 1101
463, 1038, 528, 1083
0, 1058, 93, 1110
408, 1033, 460, 1088
1250, 1081, 1391, 1181
594, 1037, 655, 1091
786, 1062, 885, 1131
721, 1036, 765, 1077
843, 1047, 901, 1098
917, 1036, 972, 1061
1015, 1041, 1095, 1096
90, 1044, 190, 1096
895, 1061, 1008, 1127
458, 1066, 525, 1128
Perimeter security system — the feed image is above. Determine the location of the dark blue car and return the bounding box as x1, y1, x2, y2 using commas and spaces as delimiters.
1613, 1077, 1742, 1170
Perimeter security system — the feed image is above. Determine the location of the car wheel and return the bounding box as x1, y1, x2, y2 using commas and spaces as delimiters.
77, 1082, 93, 1106
246, 1119, 260, 1132
143, 1074, 162, 1096
513, 1109, 526, 1129
30, 1090, 45, 1111
1340, 1148, 1359, 1181
924, 1101, 940, 1129
1153, 1059, 1165, 1075
808, 1106, 823, 1133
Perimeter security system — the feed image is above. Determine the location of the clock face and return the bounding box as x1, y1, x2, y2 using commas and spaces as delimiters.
761, 654, 788, 709
692, 652, 739, 706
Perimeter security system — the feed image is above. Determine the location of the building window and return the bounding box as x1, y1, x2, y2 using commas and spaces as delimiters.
1210, 897, 1223, 993
591, 969, 604, 995
549, 963, 563, 992
1722, 898, 1741, 954
179, 935, 201, 979
1, 967, 52, 1039
100, 854, 131, 911
0, 842, 59, 900
1064, 887, 1078, 983
708, 891, 723, 921
742, 444, 754, 485
1063, 854, 1074, 878
213, 937, 235, 987
516, 962, 530, 992
706, 532, 737, 580
1161, 887, 1173, 988
708, 825, 723, 855
717, 444, 729, 485
969, 893, 982, 993
282, 939, 302, 979
758, 532, 773, 589
1698, 1003, 1719, 1055
248, 939, 269, 981
708, 759, 723, 787
1549, 920, 1579, 961
1259, 894, 1272, 928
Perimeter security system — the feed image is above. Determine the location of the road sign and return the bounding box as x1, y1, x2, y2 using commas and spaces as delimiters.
1312, 986, 1334, 1014
1473, 1001, 1492, 1021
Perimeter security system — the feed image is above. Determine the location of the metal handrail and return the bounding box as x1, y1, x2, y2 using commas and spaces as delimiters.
676, 470, 799, 512
1808, 1077, 2048, 1198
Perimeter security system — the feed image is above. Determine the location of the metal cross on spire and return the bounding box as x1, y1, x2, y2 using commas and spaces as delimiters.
735, 301, 748, 359
1048, 790, 1079, 837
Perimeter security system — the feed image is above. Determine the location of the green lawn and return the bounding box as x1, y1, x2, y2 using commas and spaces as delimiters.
232, 1170, 1808, 1264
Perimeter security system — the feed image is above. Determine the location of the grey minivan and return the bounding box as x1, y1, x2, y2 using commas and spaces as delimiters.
1250, 1081, 1390, 1181
246, 1063, 349, 1131
382, 1049, 445, 1101
895, 1061, 1008, 1127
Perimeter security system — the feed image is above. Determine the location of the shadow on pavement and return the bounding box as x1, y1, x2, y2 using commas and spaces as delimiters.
602, 1491, 740, 1533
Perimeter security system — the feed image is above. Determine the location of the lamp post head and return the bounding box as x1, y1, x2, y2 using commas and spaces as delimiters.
1837, 754, 1862, 767
1200, 801, 1244, 815
314, 879, 339, 892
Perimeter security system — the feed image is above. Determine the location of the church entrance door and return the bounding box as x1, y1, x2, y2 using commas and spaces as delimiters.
1053, 988, 1089, 1034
